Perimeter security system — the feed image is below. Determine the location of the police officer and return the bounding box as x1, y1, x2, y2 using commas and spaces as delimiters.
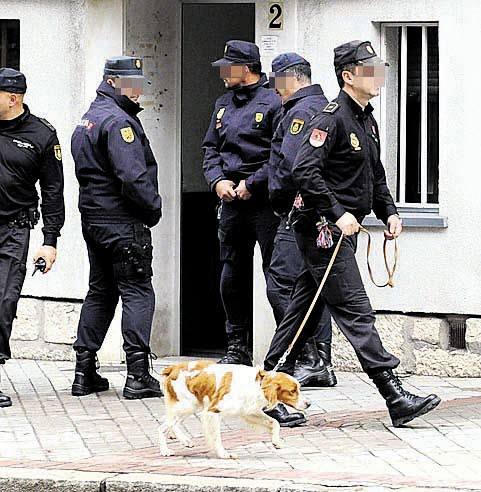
202, 40, 283, 366
267, 53, 337, 390
0, 68, 65, 407
71, 56, 162, 400
264, 41, 441, 427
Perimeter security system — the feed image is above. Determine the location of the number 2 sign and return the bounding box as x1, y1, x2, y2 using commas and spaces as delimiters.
268, 2, 284, 30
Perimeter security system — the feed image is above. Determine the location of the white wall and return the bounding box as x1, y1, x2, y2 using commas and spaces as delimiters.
125, 0, 181, 356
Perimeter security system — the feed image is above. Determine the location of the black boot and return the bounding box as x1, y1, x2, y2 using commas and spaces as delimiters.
264, 403, 306, 427
316, 341, 337, 387
218, 332, 252, 366
294, 338, 334, 387
0, 390, 11, 408
123, 351, 163, 399
370, 369, 441, 427
71, 349, 109, 396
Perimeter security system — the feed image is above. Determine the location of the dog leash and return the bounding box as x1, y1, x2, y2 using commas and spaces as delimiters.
273, 232, 344, 372
359, 226, 398, 288
272, 227, 398, 372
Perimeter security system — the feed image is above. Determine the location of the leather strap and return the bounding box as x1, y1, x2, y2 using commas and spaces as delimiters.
359, 226, 398, 288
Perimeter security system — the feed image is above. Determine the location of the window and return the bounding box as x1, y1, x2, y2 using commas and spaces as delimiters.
380, 23, 439, 207
0, 20, 20, 69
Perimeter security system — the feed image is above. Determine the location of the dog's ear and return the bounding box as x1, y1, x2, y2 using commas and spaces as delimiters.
261, 377, 279, 409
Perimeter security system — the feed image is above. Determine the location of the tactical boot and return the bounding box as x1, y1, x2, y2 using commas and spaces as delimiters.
294, 338, 333, 387
370, 369, 441, 427
71, 349, 109, 396
264, 403, 306, 427
0, 390, 11, 408
316, 341, 337, 387
123, 351, 163, 400
218, 333, 252, 366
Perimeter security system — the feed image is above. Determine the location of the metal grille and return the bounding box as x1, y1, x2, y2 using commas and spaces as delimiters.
447, 316, 467, 350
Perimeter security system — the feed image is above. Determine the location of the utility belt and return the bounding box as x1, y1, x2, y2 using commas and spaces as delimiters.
2, 207, 40, 229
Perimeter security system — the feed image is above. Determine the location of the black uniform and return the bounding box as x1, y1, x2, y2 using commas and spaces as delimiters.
71, 80, 162, 355
264, 89, 400, 374
203, 43, 283, 345
267, 83, 333, 342
0, 104, 65, 362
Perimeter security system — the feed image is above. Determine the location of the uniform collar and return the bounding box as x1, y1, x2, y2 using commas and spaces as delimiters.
97, 81, 144, 116
0, 104, 30, 130
338, 89, 374, 120
232, 73, 268, 104
283, 84, 324, 110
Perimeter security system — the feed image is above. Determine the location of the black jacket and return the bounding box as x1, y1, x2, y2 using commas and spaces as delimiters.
71, 82, 162, 226
0, 105, 65, 246
268, 84, 328, 214
292, 90, 397, 224
202, 74, 281, 194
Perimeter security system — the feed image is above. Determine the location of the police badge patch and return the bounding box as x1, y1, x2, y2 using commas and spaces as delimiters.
350, 132, 361, 151
53, 144, 62, 161
255, 112, 264, 123
120, 127, 135, 143
290, 118, 305, 135
216, 107, 225, 120
309, 128, 328, 148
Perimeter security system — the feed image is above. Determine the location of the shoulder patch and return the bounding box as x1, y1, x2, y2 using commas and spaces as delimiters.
120, 127, 135, 143
38, 117, 56, 132
322, 102, 339, 114
309, 128, 328, 148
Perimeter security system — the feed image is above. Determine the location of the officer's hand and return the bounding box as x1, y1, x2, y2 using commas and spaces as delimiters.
234, 180, 252, 201
33, 246, 57, 274
215, 180, 237, 202
335, 212, 360, 236
385, 215, 402, 240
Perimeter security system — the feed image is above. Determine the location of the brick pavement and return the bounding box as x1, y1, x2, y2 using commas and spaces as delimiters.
1, 358, 481, 490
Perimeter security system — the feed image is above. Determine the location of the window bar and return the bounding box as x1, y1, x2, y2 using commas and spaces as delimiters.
398, 26, 407, 205
420, 25, 428, 205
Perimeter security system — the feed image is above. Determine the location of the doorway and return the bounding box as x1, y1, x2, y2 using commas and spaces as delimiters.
180, 2, 256, 356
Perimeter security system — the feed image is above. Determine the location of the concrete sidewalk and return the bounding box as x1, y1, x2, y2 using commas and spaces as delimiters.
1, 358, 481, 491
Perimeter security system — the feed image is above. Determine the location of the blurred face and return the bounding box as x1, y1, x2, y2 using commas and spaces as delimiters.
108, 77, 144, 102
219, 64, 246, 88
343, 62, 386, 99
0, 91, 23, 119
270, 72, 298, 102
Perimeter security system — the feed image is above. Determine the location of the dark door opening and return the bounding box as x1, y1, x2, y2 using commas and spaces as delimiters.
181, 3, 255, 356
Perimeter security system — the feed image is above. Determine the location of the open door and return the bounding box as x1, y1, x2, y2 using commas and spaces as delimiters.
181, 3, 256, 356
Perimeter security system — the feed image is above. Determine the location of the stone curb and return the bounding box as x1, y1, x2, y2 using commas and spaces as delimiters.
1, 468, 481, 492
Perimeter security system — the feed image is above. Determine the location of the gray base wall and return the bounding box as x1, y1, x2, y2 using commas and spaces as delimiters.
10, 298, 481, 377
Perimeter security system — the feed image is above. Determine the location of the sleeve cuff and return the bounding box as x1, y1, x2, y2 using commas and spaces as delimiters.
377, 205, 399, 225
43, 234, 58, 248
210, 176, 226, 192
323, 203, 346, 223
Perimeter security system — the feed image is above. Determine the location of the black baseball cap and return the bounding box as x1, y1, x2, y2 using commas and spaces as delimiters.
212, 40, 260, 67
271, 52, 310, 73
0, 68, 27, 94
334, 40, 388, 72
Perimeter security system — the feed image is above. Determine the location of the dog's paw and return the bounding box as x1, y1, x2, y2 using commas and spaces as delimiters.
159, 448, 175, 457
272, 440, 283, 449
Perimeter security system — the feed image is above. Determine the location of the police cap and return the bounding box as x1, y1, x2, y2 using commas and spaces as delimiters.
104, 56, 144, 77
0, 68, 27, 94
212, 40, 260, 67
333, 40, 388, 72
271, 52, 310, 73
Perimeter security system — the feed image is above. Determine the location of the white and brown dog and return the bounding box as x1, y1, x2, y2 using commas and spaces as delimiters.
159, 360, 309, 459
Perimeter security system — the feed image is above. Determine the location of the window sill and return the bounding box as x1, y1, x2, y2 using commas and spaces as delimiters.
363, 207, 448, 228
